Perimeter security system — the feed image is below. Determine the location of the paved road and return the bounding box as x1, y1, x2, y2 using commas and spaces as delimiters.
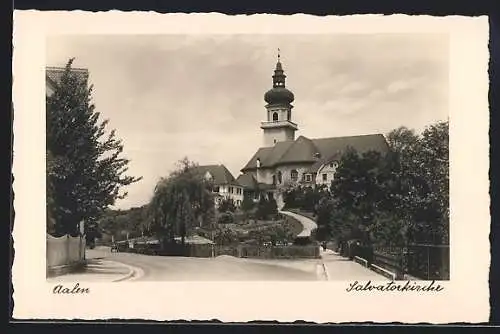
77, 247, 385, 282
87, 247, 320, 281
279, 210, 318, 237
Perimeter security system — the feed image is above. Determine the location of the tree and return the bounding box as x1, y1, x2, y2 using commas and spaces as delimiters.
213, 227, 238, 246
46, 59, 141, 237
240, 195, 255, 216
147, 157, 215, 247
266, 196, 278, 218
255, 195, 269, 220
386, 121, 449, 244
255, 195, 278, 220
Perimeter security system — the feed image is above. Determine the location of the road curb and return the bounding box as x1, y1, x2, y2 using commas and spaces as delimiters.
104, 261, 143, 282
321, 262, 330, 281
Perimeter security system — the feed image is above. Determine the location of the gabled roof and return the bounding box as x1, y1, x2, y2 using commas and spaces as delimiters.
277, 135, 318, 165
46, 66, 89, 90
192, 164, 239, 186
241, 134, 389, 172
236, 173, 259, 190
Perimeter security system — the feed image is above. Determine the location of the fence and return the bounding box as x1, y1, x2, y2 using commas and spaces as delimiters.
46, 233, 86, 275
406, 244, 450, 280
116, 241, 320, 259
369, 244, 450, 280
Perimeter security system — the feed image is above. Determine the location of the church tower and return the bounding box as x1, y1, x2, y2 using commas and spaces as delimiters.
261, 51, 298, 147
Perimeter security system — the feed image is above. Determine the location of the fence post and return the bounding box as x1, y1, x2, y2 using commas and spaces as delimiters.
427, 246, 430, 280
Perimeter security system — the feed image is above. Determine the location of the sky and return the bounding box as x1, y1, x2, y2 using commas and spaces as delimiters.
46, 34, 449, 210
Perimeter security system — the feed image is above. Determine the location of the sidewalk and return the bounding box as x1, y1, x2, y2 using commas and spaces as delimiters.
320, 249, 388, 281
47, 257, 136, 283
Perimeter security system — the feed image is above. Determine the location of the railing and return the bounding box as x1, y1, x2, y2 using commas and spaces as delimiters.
369, 244, 450, 280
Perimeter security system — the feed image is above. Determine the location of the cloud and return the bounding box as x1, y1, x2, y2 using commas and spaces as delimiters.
47, 34, 449, 209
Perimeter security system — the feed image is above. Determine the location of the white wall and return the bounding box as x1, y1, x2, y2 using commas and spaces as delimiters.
46, 234, 86, 268
315, 162, 338, 186
274, 164, 312, 185
214, 184, 244, 207
262, 127, 295, 147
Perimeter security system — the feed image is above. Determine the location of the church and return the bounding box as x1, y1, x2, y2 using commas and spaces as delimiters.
236, 53, 390, 208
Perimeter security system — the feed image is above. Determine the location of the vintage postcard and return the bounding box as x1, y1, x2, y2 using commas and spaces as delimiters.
12, 11, 490, 322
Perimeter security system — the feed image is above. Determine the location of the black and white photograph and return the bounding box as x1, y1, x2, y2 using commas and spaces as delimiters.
45, 33, 451, 283
12, 12, 489, 322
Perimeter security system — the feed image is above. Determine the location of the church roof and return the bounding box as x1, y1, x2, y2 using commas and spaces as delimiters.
241, 134, 389, 172
192, 164, 239, 186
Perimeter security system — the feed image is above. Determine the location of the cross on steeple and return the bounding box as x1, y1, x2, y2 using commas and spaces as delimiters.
277, 48, 281, 62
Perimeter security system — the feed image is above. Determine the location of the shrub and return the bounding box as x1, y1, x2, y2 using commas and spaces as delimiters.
217, 212, 234, 225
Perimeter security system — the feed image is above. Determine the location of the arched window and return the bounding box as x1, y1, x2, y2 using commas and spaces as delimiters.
272, 112, 279, 121
277, 171, 282, 184
290, 170, 298, 182
287, 110, 291, 120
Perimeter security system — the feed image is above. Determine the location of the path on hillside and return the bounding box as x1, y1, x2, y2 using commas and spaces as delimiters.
279, 210, 318, 237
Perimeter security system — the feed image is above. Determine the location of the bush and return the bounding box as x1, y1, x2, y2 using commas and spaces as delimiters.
217, 212, 234, 224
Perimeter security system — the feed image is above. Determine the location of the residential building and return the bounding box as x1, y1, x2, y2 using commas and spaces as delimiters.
192, 164, 244, 207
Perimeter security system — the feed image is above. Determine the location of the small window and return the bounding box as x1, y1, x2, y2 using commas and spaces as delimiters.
277, 171, 283, 184
291, 170, 298, 182
305, 174, 312, 182
213, 186, 220, 193
229, 187, 233, 194
330, 163, 334, 168
272, 112, 278, 121
274, 139, 277, 144
322, 174, 327, 181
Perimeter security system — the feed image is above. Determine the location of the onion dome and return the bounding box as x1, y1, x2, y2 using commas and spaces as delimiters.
264, 53, 295, 105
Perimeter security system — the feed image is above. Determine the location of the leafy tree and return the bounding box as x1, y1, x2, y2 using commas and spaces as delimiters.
267, 224, 295, 246
147, 157, 215, 246
46, 59, 141, 237
266, 196, 278, 218
255, 195, 269, 220
213, 227, 238, 246
240, 195, 255, 216
255, 195, 278, 220
386, 121, 449, 244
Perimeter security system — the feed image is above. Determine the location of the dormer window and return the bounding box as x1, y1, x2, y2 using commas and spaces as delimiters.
256, 158, 261, 168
